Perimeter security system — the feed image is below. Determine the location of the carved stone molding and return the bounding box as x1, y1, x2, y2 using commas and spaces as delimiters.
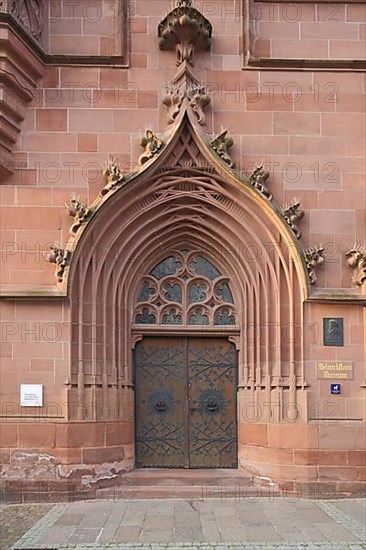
158, 0, 212, 67
138, 130, 164, 167
5, 0, 45, 45
47, 245, 71, 283
248, 164, 272, 201
210, 130, 235, 168
280, 197, 304, 239
66, 195, 92, 236
100, 158, 125, 197
162, 81, 210, 127
346, 244, 366, 287
305, 245, 325, 285
162, 61, 211, 127
162, 85, 185, 125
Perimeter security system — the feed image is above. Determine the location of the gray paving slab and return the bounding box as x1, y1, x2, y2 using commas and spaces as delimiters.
333, 500, 366, 525
8, 498, 366, 550
67, 527, 103, 544
114, 524, 142, 542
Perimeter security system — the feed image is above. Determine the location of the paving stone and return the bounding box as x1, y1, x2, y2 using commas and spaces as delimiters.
67, 527, 103, 543
140, 529, 173, 543
219, 528, 248, 542
7, 498, 366, 550
37, 524, 76, 545
174, 524, 205, 542
54, 512, 85, 525
114, 525, 142, 543
0, 504, 52, 550
313, 522, 357, 541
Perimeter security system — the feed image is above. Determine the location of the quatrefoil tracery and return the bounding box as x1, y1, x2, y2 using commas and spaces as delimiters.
134, 251, 236, 326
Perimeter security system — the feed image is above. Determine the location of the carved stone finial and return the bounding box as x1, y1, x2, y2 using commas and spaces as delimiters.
305, 244, 325, 284
280, 197, 304, 239
346, 244, 366, 286
158, 2, 212, 67
65, 195, 92, 235
248, 164, 272, 201
100, 158, 124, 197
47, 244, 71, 283
210, 130, 234, 168
138, 129, 164, 166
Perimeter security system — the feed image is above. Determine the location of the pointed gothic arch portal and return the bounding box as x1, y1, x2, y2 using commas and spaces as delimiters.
66, 111, 309, 470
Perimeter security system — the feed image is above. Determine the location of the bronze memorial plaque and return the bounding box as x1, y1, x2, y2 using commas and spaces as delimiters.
323, 318, 344, 346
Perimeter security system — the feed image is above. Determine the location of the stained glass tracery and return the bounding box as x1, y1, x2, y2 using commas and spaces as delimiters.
134, 251, 236, 326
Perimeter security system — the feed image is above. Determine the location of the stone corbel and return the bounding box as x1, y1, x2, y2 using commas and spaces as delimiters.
346, 244, 366, 287
47, 244, 71, 283
210, 130, 234, 168
138, 129, 164, 167
305, 244, 325, 284
248, 164, 272, 201
158, 0, 212, 67
280, 197, 304, 239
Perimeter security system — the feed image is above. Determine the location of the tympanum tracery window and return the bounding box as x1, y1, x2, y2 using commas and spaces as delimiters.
134, 251, 236, 326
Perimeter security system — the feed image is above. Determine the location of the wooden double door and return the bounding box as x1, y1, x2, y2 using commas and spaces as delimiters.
134, 337, 238, 468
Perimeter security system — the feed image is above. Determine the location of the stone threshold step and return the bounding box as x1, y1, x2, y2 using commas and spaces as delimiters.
96, 484, 278, 500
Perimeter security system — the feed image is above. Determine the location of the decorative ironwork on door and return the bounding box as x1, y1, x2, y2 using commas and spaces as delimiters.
134, 250, 237, 326
135, 337, 237, 468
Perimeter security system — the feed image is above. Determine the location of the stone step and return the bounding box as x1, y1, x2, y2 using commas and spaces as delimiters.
96, 483, 278, 500
122, 468, 252, 487
95, 469, 280, 500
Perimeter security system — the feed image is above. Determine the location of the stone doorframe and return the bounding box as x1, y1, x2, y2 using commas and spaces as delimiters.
62, 108, 310, 473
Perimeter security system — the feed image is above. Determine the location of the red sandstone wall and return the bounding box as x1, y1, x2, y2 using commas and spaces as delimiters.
249, 2, 366, 61
1, 1, 364, 287
0, 0, 365, 496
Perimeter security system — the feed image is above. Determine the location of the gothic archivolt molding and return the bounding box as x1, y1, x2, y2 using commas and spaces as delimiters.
54, 111, 310, 295
49, 106, 316, 296
47, 0, 319, 294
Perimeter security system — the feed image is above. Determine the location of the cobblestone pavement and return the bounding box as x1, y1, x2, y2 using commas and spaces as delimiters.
0, 504, 52, 550
4, 498, 366, 550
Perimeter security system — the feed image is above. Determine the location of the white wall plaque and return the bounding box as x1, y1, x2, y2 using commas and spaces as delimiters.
20, 384, 43, 407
